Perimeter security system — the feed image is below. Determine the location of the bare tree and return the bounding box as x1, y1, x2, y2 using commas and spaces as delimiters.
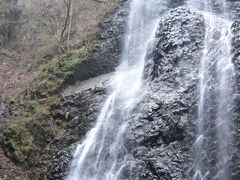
39, 0, 73, 65
59, 0, 72, 63
0, 0, 20, 47
67, 1, 73, 53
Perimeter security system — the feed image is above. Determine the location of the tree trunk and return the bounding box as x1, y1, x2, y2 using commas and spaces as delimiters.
67, 2, 73, 53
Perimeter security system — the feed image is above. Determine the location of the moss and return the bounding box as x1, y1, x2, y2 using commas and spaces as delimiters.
60, 126, 67, 137
3, 121, 34, 165
23, 31, 98, 101
3, 0, 121, 176
3, 30, 98, 173
65, 111, 70, 120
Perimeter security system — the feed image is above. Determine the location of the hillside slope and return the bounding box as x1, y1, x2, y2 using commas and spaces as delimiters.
0, 0, 118, 100
0, 0, 123, 179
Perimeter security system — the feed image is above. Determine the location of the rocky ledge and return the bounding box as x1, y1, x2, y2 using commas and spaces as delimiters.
3, 0, 240, 179
45, 6, 206, 179
45, 74, 112, 179
128, 7, 205, 179
0, 1, 129, 179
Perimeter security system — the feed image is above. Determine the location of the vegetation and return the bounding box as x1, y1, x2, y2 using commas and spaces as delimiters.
39, 0, 74, 64
0, 0, 20, 47
2, 31, 97, 170
24, 32, 97, 100
1, 0, 119, 177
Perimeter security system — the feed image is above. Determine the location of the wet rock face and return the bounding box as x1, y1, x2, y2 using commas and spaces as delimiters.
44, 2, 240, 180
44, 73, 112, 179
230, 21, 240, 180
46, 86, 109, 179
151, 7, 205, 81
46, 6, 206, 180
128, 7, 205, 179
169, 0, 185, 8
72, 1, 129, 81
232, 21, 240, 75
226, 1, 240, 19
43, 3, 130, 178
47, 6, 205, 180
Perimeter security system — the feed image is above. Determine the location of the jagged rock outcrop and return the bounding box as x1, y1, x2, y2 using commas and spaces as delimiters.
39, 2, 131, 179
48, 4, 240, 179
229, 20, 240, 179
72, 1, 129, 81
4, 0, 240, 179
232, 21, 240, 75
0, 1, 129, 179
45, 75, 110, 179
127, 7, 205, 179
45, 6, 206, 179
226, 0, 240, 19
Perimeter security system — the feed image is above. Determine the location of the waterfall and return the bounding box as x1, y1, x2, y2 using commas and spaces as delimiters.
66, 0, 162, 179
188, 0, 236, 179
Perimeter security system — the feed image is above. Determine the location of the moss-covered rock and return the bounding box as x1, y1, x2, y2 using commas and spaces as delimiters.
1, 0, 128, 178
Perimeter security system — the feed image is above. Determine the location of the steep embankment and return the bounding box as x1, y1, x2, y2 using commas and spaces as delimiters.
0, 0, 125, 179
0, 149, 29, 179
43, 1, 240, 179
2, 0, 240, 179
0, 0, 119, 100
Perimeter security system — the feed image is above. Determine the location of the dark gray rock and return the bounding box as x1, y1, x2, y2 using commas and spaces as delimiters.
204, 0, 240, 19
169, 0, 185, 8
127, 7, 205, 179
229, 20, 240, 180
45, 85, 109, 179
44, 1, 240, 180
232, 21, 240, 75
45, 73, 113, 179
72, 1, 129, 81
226, 1, 240, 19
45, 5, 206, 180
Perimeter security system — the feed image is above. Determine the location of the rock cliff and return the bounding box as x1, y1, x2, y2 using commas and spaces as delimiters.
2, 0, 240, 179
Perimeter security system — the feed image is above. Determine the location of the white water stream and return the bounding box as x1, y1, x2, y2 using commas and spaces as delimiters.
66, 0, 162, 179
188, 0, 236, 179
66, 0, 236, 179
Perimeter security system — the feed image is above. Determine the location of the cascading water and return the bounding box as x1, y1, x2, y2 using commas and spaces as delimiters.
66, 1, 162, 179
188, 0, 236, 179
